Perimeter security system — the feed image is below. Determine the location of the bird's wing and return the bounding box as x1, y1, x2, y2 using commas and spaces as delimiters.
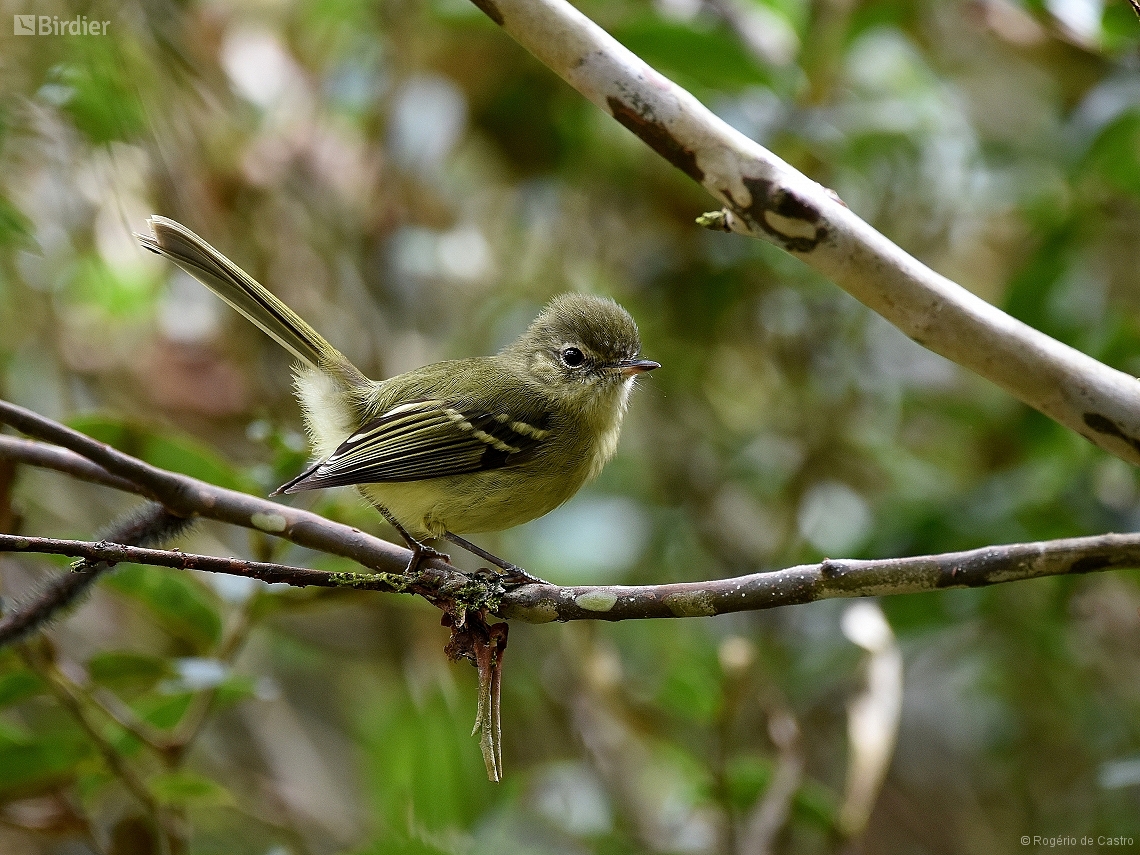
276, 398, 552, 492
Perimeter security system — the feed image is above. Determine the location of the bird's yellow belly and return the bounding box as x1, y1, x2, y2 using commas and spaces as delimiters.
359, 465, 587, 539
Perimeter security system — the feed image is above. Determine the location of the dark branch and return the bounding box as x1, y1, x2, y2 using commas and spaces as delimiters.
0, 406, 509, 643
5, 400, 1140, 628
0, 533, 410, 591
0, 435, 143, 494
499, 534, 1140, 622
0, 503, 194, 645
0, 401, 429, 575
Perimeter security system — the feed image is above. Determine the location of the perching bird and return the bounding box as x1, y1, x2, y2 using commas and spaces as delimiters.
137, 216, 658, 580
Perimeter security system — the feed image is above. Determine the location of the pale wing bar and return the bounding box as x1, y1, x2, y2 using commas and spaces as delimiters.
278, 400, 550, 492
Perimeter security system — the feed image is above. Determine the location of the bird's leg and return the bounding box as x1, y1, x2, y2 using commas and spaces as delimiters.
371, 503, 450, 574
443, 532, 549, 586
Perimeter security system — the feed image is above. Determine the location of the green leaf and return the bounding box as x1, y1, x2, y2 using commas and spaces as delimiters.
141, 433, 246, 492
359, 687, 492, 830
0, 735, 92, 797
0, 668, 46, 708
353, 833, 459, 854
66, 413, 132, 451
657, 659, 721, 723
725, 755, 838, 831
214, 674, 259, 707
0, 194, 33, 249
65, 257, 155, 320
1083, 111, 1140, 200
793, 778, 840, 831
148, 771, 234, 807
105, 565, 223, 650
610, 17, 773, 92
133, 692, 194, 731
47, 39, 147, 144
87, 651, 173, 691
65, 413, 248, 492
725, 754, 774, 810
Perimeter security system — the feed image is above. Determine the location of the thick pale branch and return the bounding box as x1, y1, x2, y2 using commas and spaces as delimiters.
470, 0, 1140, 467
499, 534, 1140, 622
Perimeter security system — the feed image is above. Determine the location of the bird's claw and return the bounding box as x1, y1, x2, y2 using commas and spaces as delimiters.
404, 541, 451, 575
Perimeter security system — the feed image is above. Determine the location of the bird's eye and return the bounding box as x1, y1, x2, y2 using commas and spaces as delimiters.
560, 347, 585, 367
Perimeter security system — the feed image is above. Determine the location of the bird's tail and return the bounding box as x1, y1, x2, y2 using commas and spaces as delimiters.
137, 216, 366, 388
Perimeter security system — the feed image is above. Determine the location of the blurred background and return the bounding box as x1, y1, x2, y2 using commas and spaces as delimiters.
2, 0, 1140, 851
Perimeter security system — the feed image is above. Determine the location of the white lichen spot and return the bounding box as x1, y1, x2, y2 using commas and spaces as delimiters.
575, 590, 618, 612
501, 598, 560, 623
251, 512, 288, 533
663, 590, 716, 617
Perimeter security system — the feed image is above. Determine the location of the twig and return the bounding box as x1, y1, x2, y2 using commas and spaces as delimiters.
4, 471, 1140, 626
738, 711, 804, 855
20, 642, 174, 855
0, 435, 144, 494
0, 503, 193, 645
88, 686, 181, 755
166, 593, 259, 761
837, 603, 902, 839
0, 410, 504, 645
0, 401, 439, 577
0, 534, 405, 592
465, 0, 1140, 469
5, 528, 1140, 626
0, 561, 110, 645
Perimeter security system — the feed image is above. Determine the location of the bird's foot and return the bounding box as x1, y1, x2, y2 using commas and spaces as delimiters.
403, 540, 451, 576
494, 561, 548, 587
444, 532, 550, 586
370, 502, 451, 576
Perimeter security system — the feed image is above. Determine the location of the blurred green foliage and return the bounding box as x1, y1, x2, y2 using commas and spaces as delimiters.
2, 0, 1140, 851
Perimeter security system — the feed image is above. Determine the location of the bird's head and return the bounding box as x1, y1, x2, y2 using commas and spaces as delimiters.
504, 294, 659, 411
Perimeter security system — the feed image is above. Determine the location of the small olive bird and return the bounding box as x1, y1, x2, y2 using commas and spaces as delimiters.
137, 217, 658, 579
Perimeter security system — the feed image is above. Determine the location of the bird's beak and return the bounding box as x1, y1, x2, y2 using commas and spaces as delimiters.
615, 358, 661, 377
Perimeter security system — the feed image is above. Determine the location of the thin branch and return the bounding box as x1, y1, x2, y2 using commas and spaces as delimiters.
0, 435, 143, 494
0, 407, 505, 644
0, 534, 404, 591
5, 405, 1140, 627
738, 711, 803, 855
0, 561, 110, 645
499, 533, 1140, 622
166, 593, 259, 760
88, 686, 181, 755
467, 0, 1140, 469
20, 643, 174, 855
0, 504, 189, 645
6, 527, 1140, 626
0, 401, 437, 577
